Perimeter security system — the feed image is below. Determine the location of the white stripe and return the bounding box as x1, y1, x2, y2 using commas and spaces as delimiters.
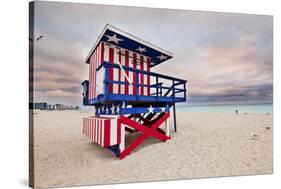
143, 62, 147, 95
110, 119, 117, 145
120, 51, 125, 94
165, 116, 170, 137
104, 44, 109, 62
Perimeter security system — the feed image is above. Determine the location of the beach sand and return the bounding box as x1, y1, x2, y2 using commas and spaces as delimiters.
32, 110, 272, 188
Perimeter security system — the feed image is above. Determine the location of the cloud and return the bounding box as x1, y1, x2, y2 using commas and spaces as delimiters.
45, 90, 80, 98
34, 80, 80, 91
32, 1, 273, 105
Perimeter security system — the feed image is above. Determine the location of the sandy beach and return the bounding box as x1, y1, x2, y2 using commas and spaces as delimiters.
32, 110, 272, 188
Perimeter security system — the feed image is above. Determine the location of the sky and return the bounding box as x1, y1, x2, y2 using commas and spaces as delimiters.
32, 1, 273, 106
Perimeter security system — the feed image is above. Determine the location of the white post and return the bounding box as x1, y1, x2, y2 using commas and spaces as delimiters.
165, 117, 170, 137
119, 124, 125, 152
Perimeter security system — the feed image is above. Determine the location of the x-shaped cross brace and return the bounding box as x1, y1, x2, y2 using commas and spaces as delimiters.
118, 112, 170, 159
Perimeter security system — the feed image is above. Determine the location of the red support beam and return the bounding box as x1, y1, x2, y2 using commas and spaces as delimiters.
119, 112, 170, 159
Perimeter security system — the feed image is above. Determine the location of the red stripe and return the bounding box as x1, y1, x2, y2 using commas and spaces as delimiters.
101, 42, 104, 66
88, 119, 91, 139
140, 56, 144, 95
97, 43, 100, 68
91, 119, 94, 141
117, 118, 121, 144
99, 119, 102, 145
86, 119, 89, 137
89, 119, 91, 139
93, 119, 96, 142
85, 119, 86, 137
133, 53, 137, 95
147, 58, 151, 96
118, 51, 121, 94
91, 119, 93, 140
86, 119, 88, 137
97, 120, 100, 143
125, 50, 129, 94
97, 119, 100, 144
104, 119, 110, 146
109, 48, 114, 93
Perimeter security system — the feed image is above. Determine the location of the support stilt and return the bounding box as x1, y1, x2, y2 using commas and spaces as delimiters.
173, 103, 177, 132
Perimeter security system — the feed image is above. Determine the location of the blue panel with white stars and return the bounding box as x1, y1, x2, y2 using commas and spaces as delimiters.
101, 29, 172, 67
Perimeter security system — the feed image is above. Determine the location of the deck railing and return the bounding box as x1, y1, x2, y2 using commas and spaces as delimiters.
101, 62, 187, 99
82, 61, 187, 104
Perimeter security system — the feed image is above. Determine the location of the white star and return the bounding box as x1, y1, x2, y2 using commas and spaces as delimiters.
161, 107, 166, 112
157, 54, 168, 61
105, 34, 124, 44
116, 106, 120, 114
111, 104, 115, 114
147, 105, 154, 114
136, 46, 147, 53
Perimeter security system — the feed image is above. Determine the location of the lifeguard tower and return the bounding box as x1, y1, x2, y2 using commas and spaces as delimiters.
82, 24, 187, 159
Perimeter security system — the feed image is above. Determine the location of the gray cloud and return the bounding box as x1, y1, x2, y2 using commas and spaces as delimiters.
33, 1, 273, 106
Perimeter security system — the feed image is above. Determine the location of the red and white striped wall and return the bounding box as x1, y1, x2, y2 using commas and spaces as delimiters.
88, 42, 151, 100
83, 116, 125, 148
88, 42, 104, 100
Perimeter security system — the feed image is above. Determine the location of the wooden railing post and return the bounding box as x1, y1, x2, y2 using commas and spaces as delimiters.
136, 70, 139, 97
104, 65, 109, 100
172, 80, 175, 100
156, 76, 159, 98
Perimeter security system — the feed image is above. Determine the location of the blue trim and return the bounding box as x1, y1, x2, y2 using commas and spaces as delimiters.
85, 101, 171, 115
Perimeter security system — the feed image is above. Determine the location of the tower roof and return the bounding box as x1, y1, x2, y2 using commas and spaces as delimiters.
85, 24, 173, 67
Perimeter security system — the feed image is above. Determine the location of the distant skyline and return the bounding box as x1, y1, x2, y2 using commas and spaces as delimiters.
32, 1, 273, 106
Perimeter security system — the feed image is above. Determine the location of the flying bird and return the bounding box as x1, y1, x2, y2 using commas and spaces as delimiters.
29, 37, 33, 42
36, 35, 44, 41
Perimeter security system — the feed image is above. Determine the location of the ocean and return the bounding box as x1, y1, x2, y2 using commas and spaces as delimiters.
176, 104, 273, 114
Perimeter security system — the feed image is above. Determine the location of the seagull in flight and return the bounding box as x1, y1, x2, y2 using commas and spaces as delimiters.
36, 35, 44, 41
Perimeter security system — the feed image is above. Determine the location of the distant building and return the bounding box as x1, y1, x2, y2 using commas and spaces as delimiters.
30, 102, 78, 111
32, 102, 47, 110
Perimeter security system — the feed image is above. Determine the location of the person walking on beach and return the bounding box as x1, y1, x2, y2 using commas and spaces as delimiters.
235, 105, 239, 115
